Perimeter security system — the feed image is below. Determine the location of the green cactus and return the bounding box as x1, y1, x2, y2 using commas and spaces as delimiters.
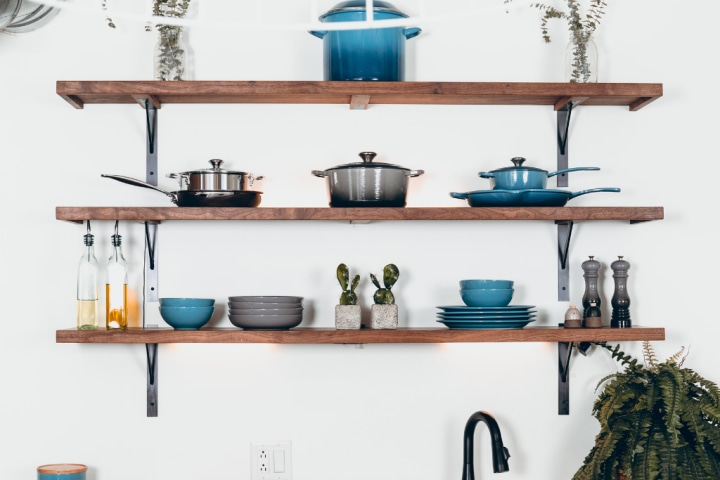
337, 263, 360, 305
370, 264, 399, 305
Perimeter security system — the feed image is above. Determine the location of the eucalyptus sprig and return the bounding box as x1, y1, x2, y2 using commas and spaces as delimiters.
505, 0, 606, 43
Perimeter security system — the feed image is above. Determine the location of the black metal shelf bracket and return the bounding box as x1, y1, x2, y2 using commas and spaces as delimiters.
558, 340, 573, 415
146, 343, 158, 417
145, 99, 158, 185
557, 221, 574, 301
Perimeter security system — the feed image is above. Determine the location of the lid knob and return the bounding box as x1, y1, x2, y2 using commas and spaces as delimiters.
511, 157, 526, 167
209, 159, 224, 170
358, 152, 377, 164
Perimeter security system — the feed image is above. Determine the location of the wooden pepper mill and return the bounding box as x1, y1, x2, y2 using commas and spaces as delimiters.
611, 256, 631, 328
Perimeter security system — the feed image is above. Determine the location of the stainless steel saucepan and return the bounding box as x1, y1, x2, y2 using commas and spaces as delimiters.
102, 174, 263, 207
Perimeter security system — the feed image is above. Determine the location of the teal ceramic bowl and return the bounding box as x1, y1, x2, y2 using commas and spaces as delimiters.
459, 279, 514, 289
159, 297, 215, 307
159, 305, 214, 330
460, 288, 514, 307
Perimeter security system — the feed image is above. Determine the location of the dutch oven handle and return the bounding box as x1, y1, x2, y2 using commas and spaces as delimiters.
403, 27, 422, 39
478, 171, 496, 179
406, 169, 425, 177
311, 170, 329, 178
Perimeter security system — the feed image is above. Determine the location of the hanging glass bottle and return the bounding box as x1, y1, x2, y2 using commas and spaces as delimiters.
77, 221, 98, 330
565, 31, 598, 83
154, 24, 190, 81
106, 221, 128, 330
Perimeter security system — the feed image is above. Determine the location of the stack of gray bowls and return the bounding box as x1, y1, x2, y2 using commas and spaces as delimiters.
228, 296, 304, 330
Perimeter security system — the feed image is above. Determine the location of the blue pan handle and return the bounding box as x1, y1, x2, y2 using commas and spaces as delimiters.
449, 192, 469, 200
568, 187, 620, 199
547, 166, 601, 178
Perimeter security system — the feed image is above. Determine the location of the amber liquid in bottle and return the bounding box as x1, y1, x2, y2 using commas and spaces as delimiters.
106, 283, 128, 329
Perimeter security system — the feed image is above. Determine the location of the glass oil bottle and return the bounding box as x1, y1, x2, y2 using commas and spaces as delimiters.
76, 221, 98, 330
105, 221, 128, 330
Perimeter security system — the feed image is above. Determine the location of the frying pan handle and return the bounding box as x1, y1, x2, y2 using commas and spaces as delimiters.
101, 174, 179, 203
547, 166, 601, 178
568, 187, 621, 199
449, 192, 469, 200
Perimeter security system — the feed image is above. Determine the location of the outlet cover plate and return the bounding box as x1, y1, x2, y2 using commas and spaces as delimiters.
251, 441, 292, 480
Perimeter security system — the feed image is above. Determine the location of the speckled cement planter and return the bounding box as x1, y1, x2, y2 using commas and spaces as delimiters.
335, 305, 361, 329
370, 304, 398, 329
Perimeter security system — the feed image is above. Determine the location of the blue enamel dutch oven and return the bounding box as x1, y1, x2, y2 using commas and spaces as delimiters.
479, 157, 600, 190
309, 1, 421, 81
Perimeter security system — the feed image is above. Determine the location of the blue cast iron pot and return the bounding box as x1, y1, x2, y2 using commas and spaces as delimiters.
309, 1, 421, 81
479, 157, 600, 190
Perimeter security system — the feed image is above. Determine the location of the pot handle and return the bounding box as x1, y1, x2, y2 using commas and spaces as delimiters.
101, 174, 179, 204
449, 192, 469, 200
311, 170, 329, 178
309, 30, 327, 39
403, 27, 422, 39
568, 187, 621, 199
547, 166, 601, 178
406, 169, 424, 177
478, 171, 496, 179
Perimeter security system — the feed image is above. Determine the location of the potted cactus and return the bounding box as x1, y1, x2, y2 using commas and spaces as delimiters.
370, 264, 400, 329
335, 263, 361, 329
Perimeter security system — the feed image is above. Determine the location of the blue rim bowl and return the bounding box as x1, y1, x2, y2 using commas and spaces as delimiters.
159, 297, 215, 307
459, 288, 514, 307
159, 305, 214, 330
459, 279, 514, 289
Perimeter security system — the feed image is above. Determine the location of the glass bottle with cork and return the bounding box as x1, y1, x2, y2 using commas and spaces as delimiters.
106, 221, 128, 330
76, 220, 98, 330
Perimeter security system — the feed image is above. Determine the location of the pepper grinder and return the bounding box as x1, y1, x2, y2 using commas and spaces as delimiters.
581, 256, 602, 321
611, 256, 631, 328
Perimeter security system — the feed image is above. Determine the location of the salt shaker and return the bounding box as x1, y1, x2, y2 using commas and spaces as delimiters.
564, 305, 582, 328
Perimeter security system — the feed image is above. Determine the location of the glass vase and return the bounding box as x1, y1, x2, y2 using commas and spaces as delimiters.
154, 25, 190, 81
565, 32, 598, 83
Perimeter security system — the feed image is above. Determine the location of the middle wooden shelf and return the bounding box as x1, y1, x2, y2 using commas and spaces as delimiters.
56, 206, 664, 223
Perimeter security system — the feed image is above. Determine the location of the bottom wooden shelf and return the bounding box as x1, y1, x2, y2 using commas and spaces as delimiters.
56, 326, 665, 344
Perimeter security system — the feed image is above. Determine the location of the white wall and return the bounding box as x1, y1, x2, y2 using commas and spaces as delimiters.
1, 1, 718, 479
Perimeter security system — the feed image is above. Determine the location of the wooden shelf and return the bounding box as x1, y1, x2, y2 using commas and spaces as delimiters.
56, 206, 664, 224
56, 81, 663, 111
56, 326, 666, 344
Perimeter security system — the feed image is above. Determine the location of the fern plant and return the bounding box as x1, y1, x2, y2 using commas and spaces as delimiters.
573, 341, 720, 479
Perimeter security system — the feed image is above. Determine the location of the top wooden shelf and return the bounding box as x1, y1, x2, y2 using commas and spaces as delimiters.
56, 81, 663, 111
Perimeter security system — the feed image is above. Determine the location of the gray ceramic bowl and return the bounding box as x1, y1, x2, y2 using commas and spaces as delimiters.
229, 307, 303, 315
229, 301, 303, 309
228, 296, 303, 304
228, 313, 303, 330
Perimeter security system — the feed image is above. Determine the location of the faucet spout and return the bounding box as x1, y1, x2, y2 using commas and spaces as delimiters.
462, 411, 510, 480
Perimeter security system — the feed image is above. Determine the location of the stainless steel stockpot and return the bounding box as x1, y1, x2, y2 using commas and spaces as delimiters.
167, 159, 262, 191
312, 152, 424, 207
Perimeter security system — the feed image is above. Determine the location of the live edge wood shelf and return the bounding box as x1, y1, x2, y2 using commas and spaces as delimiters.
55, 80, 665, 417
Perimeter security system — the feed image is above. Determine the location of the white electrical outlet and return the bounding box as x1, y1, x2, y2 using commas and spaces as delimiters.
251, 441, 292, 480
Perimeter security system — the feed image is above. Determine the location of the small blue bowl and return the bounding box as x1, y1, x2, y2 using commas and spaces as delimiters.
159, 297, 215, 307
159, 305, 214, 330
459, 279, 514, 289
460, 288, 514, 307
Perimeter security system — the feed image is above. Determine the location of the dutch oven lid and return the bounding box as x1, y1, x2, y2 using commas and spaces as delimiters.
176, 159, 250, 175
322, 1, 409, 18
326, 152, 411, 171
489, 157, 549, 173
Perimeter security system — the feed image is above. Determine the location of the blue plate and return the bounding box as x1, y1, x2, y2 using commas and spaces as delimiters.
437, 305, 535, 312
437, 314, 536, 321
438, 318, 536, 329
437, 311, 537, 318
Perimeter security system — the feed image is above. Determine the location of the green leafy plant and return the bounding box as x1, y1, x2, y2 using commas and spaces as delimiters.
336, 263, 360, 306
370, 264, 399, 305
573, 341, 720, 480
506, 0, 607, 82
